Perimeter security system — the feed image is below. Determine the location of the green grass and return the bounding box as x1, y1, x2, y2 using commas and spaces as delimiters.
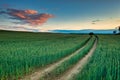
40, 36, 96, 80
0, 30, 90, 79
73, 35, 120, 80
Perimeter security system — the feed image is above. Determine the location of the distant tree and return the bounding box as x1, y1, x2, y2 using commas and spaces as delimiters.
113, 30, 116, 34
119, 26, 120, 33
89, 32, 94, 37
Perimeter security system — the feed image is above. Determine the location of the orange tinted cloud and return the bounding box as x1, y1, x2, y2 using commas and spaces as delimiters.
26, 14, 54, 25
24, 10, 38, 14
0, 8, 54, 26
10, 12, 26, 19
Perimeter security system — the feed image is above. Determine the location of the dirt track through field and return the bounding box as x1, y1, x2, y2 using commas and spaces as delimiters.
58, 38, 98, 80
21, 38, 90, 80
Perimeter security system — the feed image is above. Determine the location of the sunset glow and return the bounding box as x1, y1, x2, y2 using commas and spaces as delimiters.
0, 0, 120, 32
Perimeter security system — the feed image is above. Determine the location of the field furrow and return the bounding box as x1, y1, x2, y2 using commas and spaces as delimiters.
58, 38, 97, 80
1, 30, 119, 80
0, 31, 90, 80
40, 36, 95, 80
21, 37, 91, 80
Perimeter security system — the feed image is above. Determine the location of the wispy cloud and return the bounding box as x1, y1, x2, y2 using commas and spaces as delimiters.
91, 19, 102, 24
0, 8, 54, 26
0, 25, 40, 32
92, 19, 101, 22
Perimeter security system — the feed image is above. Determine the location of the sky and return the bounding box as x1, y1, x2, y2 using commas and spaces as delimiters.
0, 0, 120, 32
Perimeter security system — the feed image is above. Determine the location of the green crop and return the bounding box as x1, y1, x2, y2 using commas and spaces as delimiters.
73, 35, 120, 80
0, 30, 89, 80
41, 36, 96, 80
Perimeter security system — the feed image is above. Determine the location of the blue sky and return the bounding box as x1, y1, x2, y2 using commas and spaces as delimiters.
0, 0, 120, 32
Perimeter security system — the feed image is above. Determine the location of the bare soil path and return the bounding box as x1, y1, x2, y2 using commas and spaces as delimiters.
21, 38, 90, 80
57, 38, 98, 80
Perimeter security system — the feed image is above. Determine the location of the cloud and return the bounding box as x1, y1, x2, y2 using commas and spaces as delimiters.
91, 19, 102, 25
0, 8, 6, 13
0, 25, 40, 32
92, 23, 96, 24
92, 19, 101, 22
0, 8, 54, 26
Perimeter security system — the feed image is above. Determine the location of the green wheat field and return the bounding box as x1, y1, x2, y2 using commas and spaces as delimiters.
0, 30, 120, 80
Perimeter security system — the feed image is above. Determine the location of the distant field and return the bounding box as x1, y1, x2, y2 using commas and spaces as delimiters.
0, 30, 119, 80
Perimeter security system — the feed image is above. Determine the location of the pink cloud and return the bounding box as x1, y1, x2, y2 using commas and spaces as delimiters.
26, 14, 54, 25
24, 10, 38, 14
0, 8, 54, 26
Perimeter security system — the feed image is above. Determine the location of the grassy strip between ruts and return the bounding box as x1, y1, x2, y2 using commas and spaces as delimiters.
40, 36, 96, 80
